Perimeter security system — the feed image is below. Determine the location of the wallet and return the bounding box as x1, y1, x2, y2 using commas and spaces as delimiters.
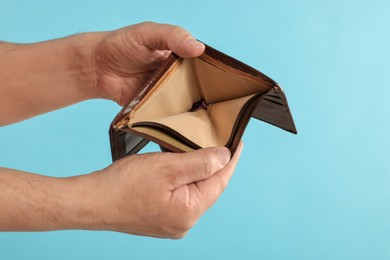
109, 44, 297, 162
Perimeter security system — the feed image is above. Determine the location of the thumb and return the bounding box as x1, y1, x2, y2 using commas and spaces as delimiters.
132, 22, 205, 58
165, 147, 231, 188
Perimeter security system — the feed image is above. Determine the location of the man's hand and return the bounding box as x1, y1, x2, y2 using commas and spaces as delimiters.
0, 22, 204, 125
90, 144, 241, 238
0, 143, 242, 238
91, 22, 205, 105
0, 22, 242, 238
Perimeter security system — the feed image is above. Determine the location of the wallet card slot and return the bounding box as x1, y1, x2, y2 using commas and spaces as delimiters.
262, 97, 284, 106
265, 94, 282, 99
252, 87, 298, 134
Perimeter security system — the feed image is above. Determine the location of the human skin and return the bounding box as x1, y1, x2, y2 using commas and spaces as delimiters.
0, 22, 243, 238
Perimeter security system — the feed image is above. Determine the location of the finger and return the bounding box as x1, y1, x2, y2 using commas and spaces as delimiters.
164, 147, 231, 189
194, 141, 244, 211
133, 22, 205, 58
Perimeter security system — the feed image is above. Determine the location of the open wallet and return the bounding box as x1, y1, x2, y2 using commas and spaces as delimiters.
109, 44, 297, 162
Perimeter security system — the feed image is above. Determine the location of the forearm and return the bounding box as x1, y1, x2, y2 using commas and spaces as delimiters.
0, 167, 103, 231
0, 34, 103, 126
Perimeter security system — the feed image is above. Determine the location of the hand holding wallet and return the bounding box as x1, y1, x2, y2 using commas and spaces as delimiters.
109, 44, 297, 161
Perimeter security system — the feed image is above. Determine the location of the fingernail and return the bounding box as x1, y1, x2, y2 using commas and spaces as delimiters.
215, 147, 231, 167
186, 37, 205, 49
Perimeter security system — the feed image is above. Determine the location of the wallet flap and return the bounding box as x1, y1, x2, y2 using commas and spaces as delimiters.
252, 86, 297, 134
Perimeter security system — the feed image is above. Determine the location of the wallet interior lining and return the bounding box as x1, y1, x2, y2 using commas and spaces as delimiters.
128, 57, 267, 149
194, 58, 271, 103
132, 94, 256, 148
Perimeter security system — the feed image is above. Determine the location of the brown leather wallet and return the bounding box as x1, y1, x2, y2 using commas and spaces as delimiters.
109, 44, 297, 162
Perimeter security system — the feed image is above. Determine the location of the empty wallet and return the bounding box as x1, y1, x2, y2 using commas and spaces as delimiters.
109, 44, 297, 162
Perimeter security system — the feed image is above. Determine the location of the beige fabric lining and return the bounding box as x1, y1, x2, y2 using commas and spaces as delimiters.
133, 94, 254, 148
207, 95, 255, 146
194, 58, 266, 103
131, 59, 201, 122
129, 57, 263, 148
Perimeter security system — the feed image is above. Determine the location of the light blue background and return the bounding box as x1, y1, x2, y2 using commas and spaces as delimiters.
0, 0, 389, 259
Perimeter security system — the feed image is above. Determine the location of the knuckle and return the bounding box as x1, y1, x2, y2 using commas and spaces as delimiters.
135, 21, 155, 30
200, 154, 211, 176
132, 21, 157, 40
201, 153, 219, 177
167, 26, 188, 42
168, 25, 186, 35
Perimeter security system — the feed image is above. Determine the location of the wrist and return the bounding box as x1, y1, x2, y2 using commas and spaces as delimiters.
70, 32, 107, 100
57, 172, 111, 231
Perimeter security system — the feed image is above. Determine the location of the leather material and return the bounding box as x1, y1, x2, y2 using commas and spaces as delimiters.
109, 44, 297, 162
